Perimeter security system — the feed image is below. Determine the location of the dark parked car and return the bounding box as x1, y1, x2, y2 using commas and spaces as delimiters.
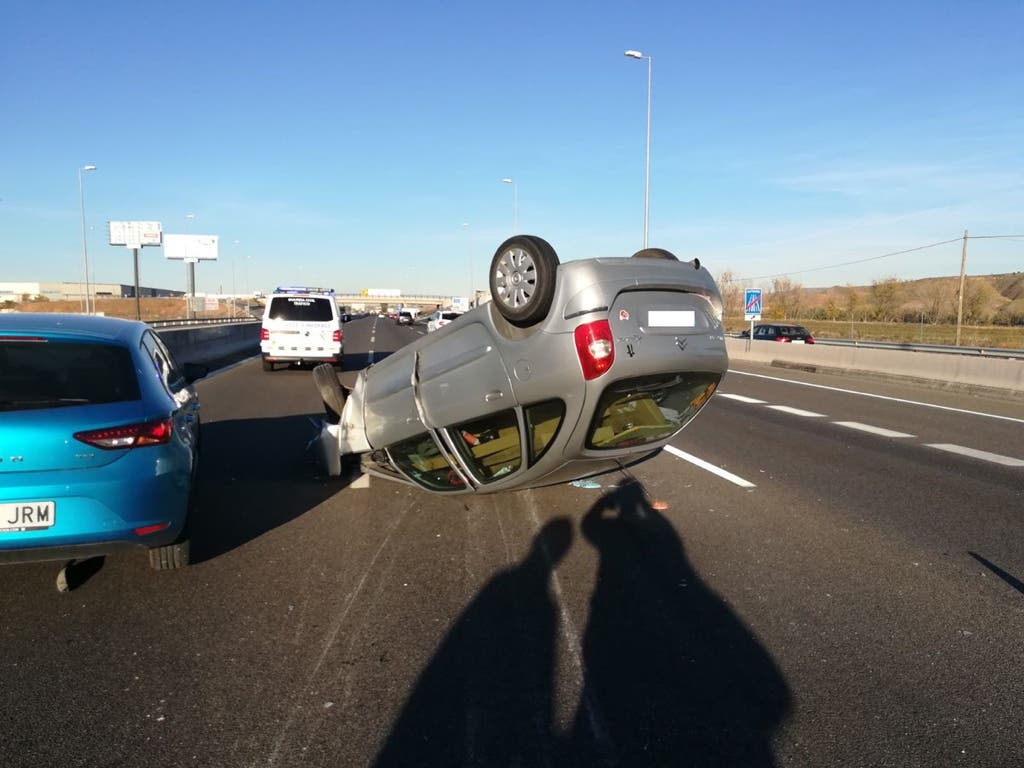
0, 314, 206, 570
741, 323, 815, 343
311, 236, 729, 494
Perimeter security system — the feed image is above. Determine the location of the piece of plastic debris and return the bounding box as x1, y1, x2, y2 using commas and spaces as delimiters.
570, 479, 602, 489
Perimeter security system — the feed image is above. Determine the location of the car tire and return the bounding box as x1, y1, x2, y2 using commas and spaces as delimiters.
313, 363, 347, 424
262, 357, 274, 372
489, 235, 559, 327
149, 539, 190, 570
630, 247, 678, 260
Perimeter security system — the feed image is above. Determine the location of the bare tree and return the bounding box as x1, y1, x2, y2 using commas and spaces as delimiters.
769, 277, 803, 319
962, 279, 997, 324
869, 277, 904, 322
917, 279, 953, 324
715, 269, 744, 319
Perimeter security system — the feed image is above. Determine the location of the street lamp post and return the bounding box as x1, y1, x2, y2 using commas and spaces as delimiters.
78, 165, 97, 313
462, 222, 472, 304
501, 177, 518, 233
624, 49, 652, 249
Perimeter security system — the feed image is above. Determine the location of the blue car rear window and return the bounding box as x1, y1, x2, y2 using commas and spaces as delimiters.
0, 340, 140, 412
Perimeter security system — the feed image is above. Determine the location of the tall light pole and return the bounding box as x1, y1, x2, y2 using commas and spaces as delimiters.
78, 164, 97, 313
462, 222, 472, 304
501, 177, 518, 233
624, 49, 652, 248
231, 239, 240, 318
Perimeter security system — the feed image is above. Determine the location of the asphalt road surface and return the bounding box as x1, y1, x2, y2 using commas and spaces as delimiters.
2, 315, 1022, 767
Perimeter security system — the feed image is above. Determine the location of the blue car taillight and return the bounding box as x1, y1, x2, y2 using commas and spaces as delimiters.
74, 418, 173, 450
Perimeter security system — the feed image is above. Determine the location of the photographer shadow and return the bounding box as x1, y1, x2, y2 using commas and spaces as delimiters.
566, 480, 792, 767
373, 518, 573, 767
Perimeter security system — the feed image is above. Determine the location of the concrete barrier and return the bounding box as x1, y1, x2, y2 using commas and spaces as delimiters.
726, 338, 1024, 400
157, 321, 260, 366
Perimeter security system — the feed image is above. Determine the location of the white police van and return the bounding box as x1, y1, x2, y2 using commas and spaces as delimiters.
260, 287, 343, 372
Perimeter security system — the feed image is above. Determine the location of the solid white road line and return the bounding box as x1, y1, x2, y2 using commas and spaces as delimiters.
663, 445, 757, 489
766, 405, 827, 418
832, 421, 915, 439
926, 444, 1024, 468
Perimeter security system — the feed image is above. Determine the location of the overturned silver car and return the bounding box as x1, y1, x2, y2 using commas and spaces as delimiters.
313, 235, 728, 494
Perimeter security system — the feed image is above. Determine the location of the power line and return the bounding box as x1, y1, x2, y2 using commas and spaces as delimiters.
741, 238, 961, 282
737, 233, 1022, 283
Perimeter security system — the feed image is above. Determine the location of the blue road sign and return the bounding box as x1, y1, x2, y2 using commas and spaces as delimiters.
744, 288, 762, 321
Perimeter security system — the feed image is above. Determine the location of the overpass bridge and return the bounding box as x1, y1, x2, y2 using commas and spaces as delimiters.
333, 290, 489, 312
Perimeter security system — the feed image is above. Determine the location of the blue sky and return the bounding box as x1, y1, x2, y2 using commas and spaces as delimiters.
2, 0, 1021, 298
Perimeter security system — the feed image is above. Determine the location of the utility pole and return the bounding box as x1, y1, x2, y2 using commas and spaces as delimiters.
955, 229, 968, 346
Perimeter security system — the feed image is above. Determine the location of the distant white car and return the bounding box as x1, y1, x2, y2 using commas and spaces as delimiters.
427, 310, 461, 333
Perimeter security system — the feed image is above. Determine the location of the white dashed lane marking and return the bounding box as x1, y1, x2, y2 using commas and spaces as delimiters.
718, 387, 1023, 469
766, 405, 827, 418
832, 422, 915, 439
926, 444, 1024, 468
663, 445, 757, 489
717, 393, 766, 404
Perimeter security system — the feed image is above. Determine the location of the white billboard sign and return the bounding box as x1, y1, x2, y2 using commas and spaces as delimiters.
109, 221, 162, 248
164, 233, 219, 261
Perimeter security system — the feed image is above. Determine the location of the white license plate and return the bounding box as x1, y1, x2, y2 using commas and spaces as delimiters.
648, 310, 696, 327
1, 501, 56, 532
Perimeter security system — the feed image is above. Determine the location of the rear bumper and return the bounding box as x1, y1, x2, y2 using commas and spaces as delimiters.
0, 539, 146, 565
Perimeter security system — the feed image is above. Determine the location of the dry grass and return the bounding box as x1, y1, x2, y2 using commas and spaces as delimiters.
8, 297, 260, 321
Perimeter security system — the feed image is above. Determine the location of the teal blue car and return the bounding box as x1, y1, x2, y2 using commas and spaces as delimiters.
0, 314, 206, 570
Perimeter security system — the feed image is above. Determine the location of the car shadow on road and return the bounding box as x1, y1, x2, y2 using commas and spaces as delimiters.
372, 480, 792, 767
189, 414, 355, 564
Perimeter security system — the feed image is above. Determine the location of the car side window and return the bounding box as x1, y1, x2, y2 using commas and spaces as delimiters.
524, 399, 565, 465
141, 331, 185, 394
388, 433, 466, 491
448, 409, 522, 483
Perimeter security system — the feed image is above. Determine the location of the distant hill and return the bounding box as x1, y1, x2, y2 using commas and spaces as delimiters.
723, 272, 1024, 326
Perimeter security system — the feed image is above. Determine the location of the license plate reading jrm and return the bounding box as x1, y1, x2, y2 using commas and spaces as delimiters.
1, 501, 56, 532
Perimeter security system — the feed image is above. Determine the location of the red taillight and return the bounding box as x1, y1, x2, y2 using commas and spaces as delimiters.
74, 418, 173, 450
134, 522, 171, 537
332, 329, 342, 343
807, 336, 815, 344
574, 320, 615, 380
775, 337, 788, 342
260, 328, 270, 341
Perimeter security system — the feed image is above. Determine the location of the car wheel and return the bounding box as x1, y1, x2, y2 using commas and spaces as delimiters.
262, 357, 274, 372
630, 247, 678, 260
149, 446, 197, 571
149, 539, 190, 570
313, 363, 347, 424
489, 235, 559, 327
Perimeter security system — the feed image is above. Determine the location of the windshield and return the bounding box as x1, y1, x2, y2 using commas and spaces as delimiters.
0, 339, 140, 412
